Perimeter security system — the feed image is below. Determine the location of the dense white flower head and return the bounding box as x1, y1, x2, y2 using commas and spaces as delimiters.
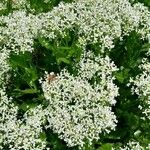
129, 59, 150, 120
0, 88, 47, 149
6, 105, 47, 150
0, 0, 149, 54
133, 3, 150, 42
0, 11, 42, 54
41, 52, 119, 147
0, 88, 18, 148
39, 0, 150, 50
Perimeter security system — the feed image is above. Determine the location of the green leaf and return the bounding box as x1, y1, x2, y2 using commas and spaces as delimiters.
14, 88, 38, 94
115, 69, 130, 83
57, 57, 70, 64
25, 67, 38, 81
58, 46, 72, 51
141, 43, 150, 52
19, 102, 39, 111
9, 52, 31, 68
115, 72, 124, 83
99, 143, 113, 150
13, 88, 38, 98
40, 132, 47, 141
38, 37, 53, 50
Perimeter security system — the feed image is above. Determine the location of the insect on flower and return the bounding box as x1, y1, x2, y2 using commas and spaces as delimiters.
47, 72, 57, 83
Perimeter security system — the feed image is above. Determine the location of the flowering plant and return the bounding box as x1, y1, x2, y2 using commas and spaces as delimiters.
0, 0, 150, 149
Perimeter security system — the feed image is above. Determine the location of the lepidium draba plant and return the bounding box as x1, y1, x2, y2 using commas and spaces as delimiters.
0, 0, 150, 149
40, 52, 119, 147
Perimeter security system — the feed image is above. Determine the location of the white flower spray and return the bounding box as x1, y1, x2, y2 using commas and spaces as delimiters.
129, 58, 150, 120
41, 52, 119, 147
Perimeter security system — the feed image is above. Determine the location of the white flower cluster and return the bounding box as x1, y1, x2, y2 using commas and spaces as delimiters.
0, 88, 47, 149
0, 6, 48, 150
133, 3, 150, 43
129, 59, 150, 120
119, 141, 145, 150
0, 44, 47, 150
0, 47, 10, 86
0, 0, 149, 54
0, 11, 42, 54
39, 0, 150, 50
6, 105, 47, 150
41, 52, 118, 147
0, 88, 18, 149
